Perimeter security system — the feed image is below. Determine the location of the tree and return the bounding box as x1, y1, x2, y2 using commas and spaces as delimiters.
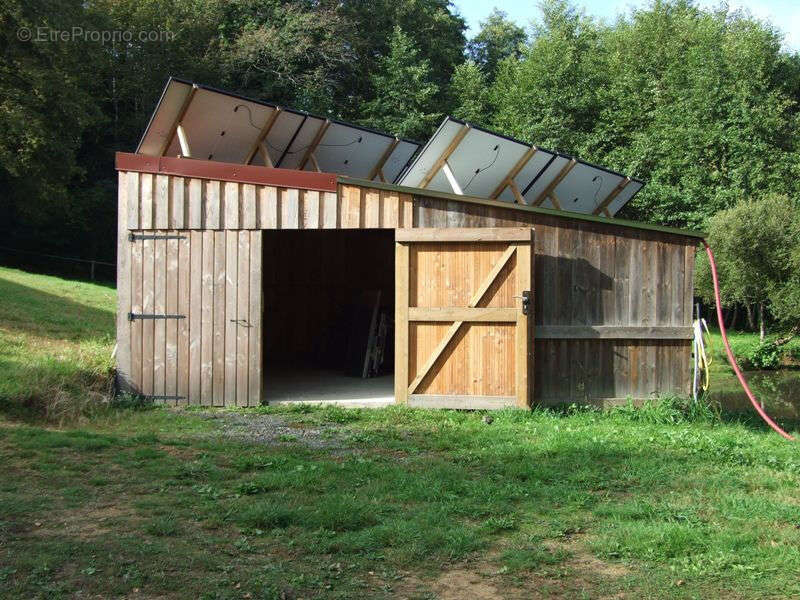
449, 60, 489, 124
466, 9, 526, 80
598, 0, 800, 229
488, 0, 800, 231
489, 0, 607, 152
340, 0, 465, 117
216, 0, 353, 113
0, 0, 102, 258
695, 195, 800, 339
360, 26, 440, 140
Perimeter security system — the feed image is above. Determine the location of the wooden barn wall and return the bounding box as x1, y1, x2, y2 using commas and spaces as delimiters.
118, 171, 697, 406
411, 194, 697, 405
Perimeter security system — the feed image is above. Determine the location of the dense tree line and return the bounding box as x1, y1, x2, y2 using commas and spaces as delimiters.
2, 0, 800, 329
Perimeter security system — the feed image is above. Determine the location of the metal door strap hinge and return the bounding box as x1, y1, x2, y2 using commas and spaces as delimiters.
128, 313, 186, 321
141, 395, 186, 401
129, 233, 187, 241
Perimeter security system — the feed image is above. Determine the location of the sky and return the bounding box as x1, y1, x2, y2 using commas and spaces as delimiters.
452, 0, 800, 50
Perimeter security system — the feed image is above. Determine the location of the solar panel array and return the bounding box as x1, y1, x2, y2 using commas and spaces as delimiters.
137, 78, 419, 182
396, 118, 643, 216
137, 80, 643, 217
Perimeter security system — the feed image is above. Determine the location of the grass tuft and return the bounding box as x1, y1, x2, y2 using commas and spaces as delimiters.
145, 515, 180, 537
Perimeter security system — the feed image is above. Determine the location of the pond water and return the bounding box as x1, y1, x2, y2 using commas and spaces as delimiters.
709, 369, 800, 421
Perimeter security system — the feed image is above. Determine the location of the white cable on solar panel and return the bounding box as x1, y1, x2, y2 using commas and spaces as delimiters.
462, 144, 500, 192
234, 104, 362, 155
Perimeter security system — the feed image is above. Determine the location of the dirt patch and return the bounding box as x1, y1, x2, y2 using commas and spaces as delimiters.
159, 444, 196, 460
545, 538, 630, 579
191, 410, 354, 452
432, 568, 504, 600
389, 538, 632, 600
30, 503, 133, 539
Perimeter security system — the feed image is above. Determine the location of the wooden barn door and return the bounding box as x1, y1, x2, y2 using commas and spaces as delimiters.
395, 228, 534, 409
124, 230, 262, 406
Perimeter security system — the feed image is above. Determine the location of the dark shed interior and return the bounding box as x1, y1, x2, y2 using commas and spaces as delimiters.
262, 229, 395, 402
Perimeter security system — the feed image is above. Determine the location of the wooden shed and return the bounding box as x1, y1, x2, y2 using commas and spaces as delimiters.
114, 152, 702, 410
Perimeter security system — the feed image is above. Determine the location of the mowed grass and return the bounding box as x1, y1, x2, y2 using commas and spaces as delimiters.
0, 266, 115, 421
2, 405, 800, 599
2, 266, 800, 598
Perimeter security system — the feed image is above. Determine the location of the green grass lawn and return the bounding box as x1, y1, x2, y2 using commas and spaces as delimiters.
2, 266, 800, 599
0, 266, 116, 421
2, 405, 800, 599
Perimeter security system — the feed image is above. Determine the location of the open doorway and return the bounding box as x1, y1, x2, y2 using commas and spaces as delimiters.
262, 229, 395, 406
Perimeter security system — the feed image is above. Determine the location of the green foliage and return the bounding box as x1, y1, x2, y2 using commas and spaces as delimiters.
360, 26, 440, 139
2, 0, 465, 270
611, 395, 716, 425
339, 0, 465, 109
466, 9, 526, 80
488, 0, 800, 229
449, 60, 490, 124
217, 1, 353, 113
744, 341, 784, 370
696, 195, 800, 329
490, 0, 607, 153
1, 0, 102, 262
484, 515, 517, 533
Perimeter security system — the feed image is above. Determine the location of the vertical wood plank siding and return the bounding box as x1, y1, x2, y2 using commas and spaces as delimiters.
117, 171, 696, 406
118, 225, 262, 406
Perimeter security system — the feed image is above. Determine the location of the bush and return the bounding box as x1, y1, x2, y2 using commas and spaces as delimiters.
745, 341, 784, 370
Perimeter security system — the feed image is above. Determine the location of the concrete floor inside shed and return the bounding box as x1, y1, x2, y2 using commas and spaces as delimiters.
264, 368, 394, 408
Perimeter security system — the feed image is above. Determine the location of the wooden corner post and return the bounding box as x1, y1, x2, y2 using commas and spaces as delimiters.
394, 239, 410, 404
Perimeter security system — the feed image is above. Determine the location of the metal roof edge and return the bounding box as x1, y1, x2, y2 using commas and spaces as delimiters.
339, 176, 705, 240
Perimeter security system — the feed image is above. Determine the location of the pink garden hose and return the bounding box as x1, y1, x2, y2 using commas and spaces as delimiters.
703, 240, 795, 441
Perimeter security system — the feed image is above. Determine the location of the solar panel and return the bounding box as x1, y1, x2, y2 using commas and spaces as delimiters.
397, 117, 644, 217
137, 78, 420, 182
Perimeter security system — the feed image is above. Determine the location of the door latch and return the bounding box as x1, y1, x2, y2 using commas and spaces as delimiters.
520, 291, 531, 316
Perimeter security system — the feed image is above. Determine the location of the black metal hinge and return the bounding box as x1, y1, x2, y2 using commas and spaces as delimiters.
128, 313, 186, 321
129, 233, 187, 242
140, 395, 186, 402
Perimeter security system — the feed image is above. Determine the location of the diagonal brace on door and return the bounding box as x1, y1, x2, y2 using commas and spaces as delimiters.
407, 245, 517, 394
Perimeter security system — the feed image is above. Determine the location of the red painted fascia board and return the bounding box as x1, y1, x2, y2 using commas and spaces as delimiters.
116, 152, 338, 192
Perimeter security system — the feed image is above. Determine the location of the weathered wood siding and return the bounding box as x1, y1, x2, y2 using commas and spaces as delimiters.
118, 170, 696, 406
119, 172, 262, 405
123, 174, 413, 230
